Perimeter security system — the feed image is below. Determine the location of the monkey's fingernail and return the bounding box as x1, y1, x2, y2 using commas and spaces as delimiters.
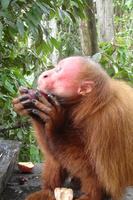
19, 86, 29, 93
47, 93, 52, 98
27, 109, 32, 113
47, 93, 55, 99
35, 91, 42, 97
32, 109, 39, 114
32, 99, 37, 104
19, 95, 29, 102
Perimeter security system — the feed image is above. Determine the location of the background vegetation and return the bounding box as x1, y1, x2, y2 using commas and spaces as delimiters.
0, 0, 132, 162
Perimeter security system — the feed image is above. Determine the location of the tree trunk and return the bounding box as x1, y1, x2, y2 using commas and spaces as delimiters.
79, 0, 98, 56
96, 0, 114, 42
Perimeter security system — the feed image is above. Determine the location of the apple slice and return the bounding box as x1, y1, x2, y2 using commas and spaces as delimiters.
54, 188, 73, 200
17, 162, 34, 173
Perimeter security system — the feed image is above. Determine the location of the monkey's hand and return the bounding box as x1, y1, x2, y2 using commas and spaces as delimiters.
12, 86, 36, 117
13, 87, 65, 136
30, 91, 65, 136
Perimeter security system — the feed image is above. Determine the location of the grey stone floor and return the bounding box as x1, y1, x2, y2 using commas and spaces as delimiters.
1, 164, 42, 200
1, 163, 133, 200
0, 139, 20, 196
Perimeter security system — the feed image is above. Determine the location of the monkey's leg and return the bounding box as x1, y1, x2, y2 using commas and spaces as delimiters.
25, 189, 55, 200
25, 157, 64, 200
76, 173, 103, 200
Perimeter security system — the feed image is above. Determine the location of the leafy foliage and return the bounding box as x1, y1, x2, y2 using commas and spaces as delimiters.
93, 0, 133, 83
0, 0, 86, 162
0, 0, 132, 162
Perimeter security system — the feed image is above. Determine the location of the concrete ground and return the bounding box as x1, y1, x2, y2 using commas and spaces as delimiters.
1, 163, 133, 200
1, 164, 42, 200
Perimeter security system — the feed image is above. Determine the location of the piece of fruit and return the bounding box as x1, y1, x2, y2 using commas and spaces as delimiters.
28, 89, 36, 99
28, 89, 48, 100
54, 188, 73, 200
17, 162, 34, 173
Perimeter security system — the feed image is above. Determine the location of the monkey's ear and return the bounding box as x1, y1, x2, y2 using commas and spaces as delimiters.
77, 81, 94, 96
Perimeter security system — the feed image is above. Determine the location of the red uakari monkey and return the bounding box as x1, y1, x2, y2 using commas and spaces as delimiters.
13, 56, 133, 200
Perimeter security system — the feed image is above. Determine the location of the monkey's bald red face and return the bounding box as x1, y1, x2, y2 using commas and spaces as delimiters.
37, 57, 84, 99
37, 57, 94, 100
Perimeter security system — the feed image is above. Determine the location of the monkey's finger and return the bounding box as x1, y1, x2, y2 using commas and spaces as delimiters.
12, 97, 20, 104
12, 95, 29, 104
47, 93, 60, 106
13, 102, 24, 112
17, 109, 30, 116
36, 92, 62, 116
13, 99, 35, 113
30, 109, 50, 122
31, 99, 59, 124
15, 108, 35, 117
47, 93, 61, 112
19, 86, 29, 95
44, 94, 64, 123
21, 99, 36, 109
28, 98, 63, 128
35, 91, 52, 107
13, 103, 29, 115
31, 99, 52, 114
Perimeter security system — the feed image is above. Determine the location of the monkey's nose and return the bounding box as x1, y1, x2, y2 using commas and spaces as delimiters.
43, 74, 48, 78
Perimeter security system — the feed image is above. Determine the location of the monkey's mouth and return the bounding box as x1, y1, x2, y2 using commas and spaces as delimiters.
37, 87, 81, 107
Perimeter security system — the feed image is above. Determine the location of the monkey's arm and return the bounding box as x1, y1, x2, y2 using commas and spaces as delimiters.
13, 89, 66, 200
12, 89, 64, 154
29, 95, 103, 200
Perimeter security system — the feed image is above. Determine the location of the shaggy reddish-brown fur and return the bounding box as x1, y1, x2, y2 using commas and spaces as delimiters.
25, 61, 133, 200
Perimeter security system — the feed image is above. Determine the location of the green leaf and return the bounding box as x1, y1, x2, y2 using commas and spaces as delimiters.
71, 1, 79, 8
58, 9, 64, 21
92, 53, 102, 62
5, 20, 16, 29
0, 94, 7, 101
17, 131, 23, 140
27, 12, 40, 27
113, 65, 119, 74
1, 0, 11, 10
0, 10, 12, 19
17, 20, 24, 37
50, 37, 60, 49
35, 2, 50, 14
66, 11, 76, 22
26, 4, 42, 27
64, 10, 73, 21
4, 80, 16, 94
36, 40, 52, 55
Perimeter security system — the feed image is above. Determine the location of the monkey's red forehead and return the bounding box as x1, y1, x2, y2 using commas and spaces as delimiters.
56, 58, 85, 76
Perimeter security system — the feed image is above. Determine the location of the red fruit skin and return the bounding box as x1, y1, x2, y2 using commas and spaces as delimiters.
28, 89, 48, 100
17, 163, 34, 173
28, 89, 36, 100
